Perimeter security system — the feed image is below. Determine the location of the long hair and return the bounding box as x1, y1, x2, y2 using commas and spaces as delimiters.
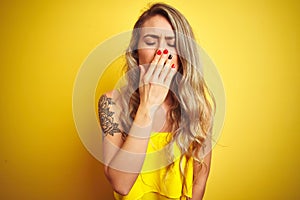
118, 2, 215, 192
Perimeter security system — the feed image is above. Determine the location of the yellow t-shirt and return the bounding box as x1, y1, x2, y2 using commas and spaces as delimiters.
113, 132, 193, 200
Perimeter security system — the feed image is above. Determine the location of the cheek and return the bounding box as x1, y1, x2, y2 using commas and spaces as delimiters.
137, 49, 156, 65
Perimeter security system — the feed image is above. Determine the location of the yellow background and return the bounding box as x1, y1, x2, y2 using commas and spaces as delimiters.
1, 0, 299, 199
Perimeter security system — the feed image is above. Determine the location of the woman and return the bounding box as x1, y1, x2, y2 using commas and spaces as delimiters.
98, 3, 215, 200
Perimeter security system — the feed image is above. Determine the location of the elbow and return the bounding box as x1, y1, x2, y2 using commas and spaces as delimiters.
104, 167, 135, 196
105, 170, 132, 196
114, 187, 130, 196
112, 184, 132, 196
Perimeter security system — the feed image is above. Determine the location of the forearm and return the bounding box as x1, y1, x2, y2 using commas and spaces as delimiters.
105, 105, 155, 195
189, 177, 208, 200
189, 151, 212, 200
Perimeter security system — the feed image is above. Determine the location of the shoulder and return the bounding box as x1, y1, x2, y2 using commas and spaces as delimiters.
99, 90, 121, 105
98, 90, 123, 115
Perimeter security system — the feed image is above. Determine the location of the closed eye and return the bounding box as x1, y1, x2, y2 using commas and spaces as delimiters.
166, 37, 176, 47
167, 43, 176, 47
145, 41, 156, 46
142, 34, 176, 47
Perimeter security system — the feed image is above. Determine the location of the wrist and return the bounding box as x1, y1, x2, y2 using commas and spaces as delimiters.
128, 105, 154, 139
135, 103, 159, 126
138, 103, 159, 116
135, 105, 153, 125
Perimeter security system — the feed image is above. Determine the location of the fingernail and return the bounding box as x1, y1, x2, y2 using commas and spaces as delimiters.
163, 49, 168, 54
168, 54, 173, 59
157, 50, 162, 55
171, 64, 175, 68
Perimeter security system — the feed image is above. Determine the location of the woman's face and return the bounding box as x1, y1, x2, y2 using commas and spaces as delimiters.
137, 15, 179, 70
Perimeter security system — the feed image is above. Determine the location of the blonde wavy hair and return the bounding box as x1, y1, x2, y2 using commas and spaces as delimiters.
118, 2, 215, 191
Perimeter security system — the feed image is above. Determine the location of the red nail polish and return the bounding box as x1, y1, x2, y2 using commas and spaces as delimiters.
157, 50, 162, 55
163, 49, 168, 54
171, 64, 175, 68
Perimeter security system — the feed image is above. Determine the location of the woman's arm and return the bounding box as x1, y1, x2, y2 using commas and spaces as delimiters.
99, 50, 176, 196
100, 91, 154, 196
190, 150, 212, 200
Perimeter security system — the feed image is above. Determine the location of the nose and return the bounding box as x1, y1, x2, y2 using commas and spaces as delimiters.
157, 38, 167, 51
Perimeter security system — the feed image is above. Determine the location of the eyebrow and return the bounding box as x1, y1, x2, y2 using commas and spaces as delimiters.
143, 34, 175, 40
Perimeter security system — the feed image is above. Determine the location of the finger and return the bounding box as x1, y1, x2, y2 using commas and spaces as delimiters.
153, 49, 169, 78
139, 64, 146, 86
158, 54, 173, 80
144, 49, 163, 81
164, 63, 177, 86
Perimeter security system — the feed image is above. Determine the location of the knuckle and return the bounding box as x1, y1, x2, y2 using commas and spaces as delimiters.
149, 77, 155, 82
151, 58, 159, 64
156, 66, 163, 71
143, 76, 149, 82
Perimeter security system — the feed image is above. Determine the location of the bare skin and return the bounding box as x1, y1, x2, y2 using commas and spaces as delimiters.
99, 15, 211, 199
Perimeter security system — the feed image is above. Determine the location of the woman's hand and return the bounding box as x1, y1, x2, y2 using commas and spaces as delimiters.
138, 49, 176, 111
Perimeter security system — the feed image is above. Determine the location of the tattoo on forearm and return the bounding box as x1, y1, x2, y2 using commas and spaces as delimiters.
98, 95, 121, 136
